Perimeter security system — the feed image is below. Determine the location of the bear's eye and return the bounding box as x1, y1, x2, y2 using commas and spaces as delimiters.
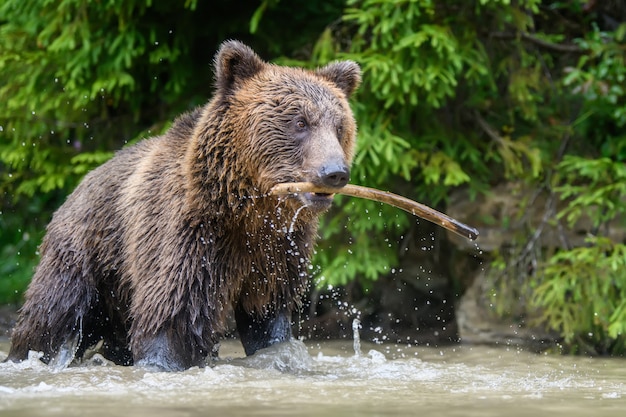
295, 118, 308, 131
336, 125, 343, 137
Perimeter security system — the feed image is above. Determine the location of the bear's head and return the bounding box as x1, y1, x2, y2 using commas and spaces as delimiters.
211, 40, 361, 212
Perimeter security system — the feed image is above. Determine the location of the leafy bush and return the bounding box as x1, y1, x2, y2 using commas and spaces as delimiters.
312, 0, 626, 354
313, 0, 549, 287
531, 155, 626, 354
486, 16, 626, 354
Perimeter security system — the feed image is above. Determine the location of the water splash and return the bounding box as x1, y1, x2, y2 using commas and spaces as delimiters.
352, 318, 362, 357
288, 204, 307, 234
235, 339, 314, 373
49, 318, 83, 371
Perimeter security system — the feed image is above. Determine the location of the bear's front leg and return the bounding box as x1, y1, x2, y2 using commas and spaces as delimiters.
234, 304, 292, 356
133, 327, 208, 372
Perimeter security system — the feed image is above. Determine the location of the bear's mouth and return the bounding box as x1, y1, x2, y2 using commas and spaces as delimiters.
272, 183, 339, 211
301, 191, 335, 210
305, 191, 335, 201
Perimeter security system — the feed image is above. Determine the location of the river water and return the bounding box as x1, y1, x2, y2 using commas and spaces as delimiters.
1, 338, 625, 416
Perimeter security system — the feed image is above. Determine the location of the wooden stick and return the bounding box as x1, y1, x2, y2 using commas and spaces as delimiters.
270, 182, 479, 241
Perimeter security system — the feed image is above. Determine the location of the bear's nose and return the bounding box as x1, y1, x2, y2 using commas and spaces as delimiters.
319, 163, 350, 188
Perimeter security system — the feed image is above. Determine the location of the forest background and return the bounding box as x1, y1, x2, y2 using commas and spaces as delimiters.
1, 0, 625, 355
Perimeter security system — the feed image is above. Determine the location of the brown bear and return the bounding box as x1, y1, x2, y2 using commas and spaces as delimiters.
7, 40, 361, 371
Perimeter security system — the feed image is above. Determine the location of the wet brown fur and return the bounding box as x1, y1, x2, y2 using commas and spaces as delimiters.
7, 41, 361, 370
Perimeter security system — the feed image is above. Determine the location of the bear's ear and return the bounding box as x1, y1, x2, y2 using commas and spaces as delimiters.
316, 61, 362, 98
214, 40, 265, 94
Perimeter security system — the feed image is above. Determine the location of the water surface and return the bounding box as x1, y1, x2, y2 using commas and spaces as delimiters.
1, 339, 624, 416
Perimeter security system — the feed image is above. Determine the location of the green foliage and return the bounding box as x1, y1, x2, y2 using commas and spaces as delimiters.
563, 23, 626, 126
249, 0, 281, 34
315, 0, 626, 355
533, 237, 626, 354
523, 16, 626, 354
0, 193, 52, 304
0, 0, 210, 193
1, 0, 196, 304
530, 153, 626, 354
316, 198, 407, 286
556, 156, 626, 229
312, 0, 548, 288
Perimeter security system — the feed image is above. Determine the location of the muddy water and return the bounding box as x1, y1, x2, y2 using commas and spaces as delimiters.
1, 338, 625, 416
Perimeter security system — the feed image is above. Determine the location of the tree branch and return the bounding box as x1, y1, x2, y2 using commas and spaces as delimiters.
490, 31, 585, 54
474, 111, 504, 146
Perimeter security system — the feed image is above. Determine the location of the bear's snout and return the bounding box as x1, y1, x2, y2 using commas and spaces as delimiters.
319, 162, 350, 188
